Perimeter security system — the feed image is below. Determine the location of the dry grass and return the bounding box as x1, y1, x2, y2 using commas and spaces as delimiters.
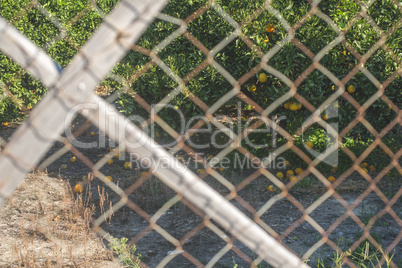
0, 171, 122, 267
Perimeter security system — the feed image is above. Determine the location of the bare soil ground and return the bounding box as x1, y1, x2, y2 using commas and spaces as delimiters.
0, 172, 121, 267
0, 115, 401, 267
98, 179, 402, 267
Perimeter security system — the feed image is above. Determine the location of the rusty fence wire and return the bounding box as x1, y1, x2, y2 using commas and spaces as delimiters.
0, 0, 401, 267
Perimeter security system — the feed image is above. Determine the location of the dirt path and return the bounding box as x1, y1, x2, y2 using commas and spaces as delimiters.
1, 117, 400, 267
99, 179, 402, 267
0, 172, 122, 267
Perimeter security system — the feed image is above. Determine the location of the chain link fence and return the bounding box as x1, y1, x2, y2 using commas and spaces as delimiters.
0, 0, 401, 267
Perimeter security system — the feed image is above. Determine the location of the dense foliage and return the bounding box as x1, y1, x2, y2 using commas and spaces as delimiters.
0, 0, 401, 172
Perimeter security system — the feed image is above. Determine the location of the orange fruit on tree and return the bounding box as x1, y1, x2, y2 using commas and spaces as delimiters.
330, 166, 338, 173
141, 171, 149, 177
347, 85, 356, 93
90, 131, 96, 136
74, 183, 84, 193
276, 172, 284, 179
305, 141, 314, 149
106, 176, 113, 181
218, 167, 224, 172
249, 85, 257, 92
267, 185, 277, 192
362, 168, 368, 173
295, 168, 303, 175
286, 170, 294, 178
289, 102, 299, 111
284, 102, 290, 109
107, 159, 114, 165
284, 160, 290, 167
368, 165, 375, 172
297, 102, 302, 110
266, 23, 275, 33
328, 176, 336, 182
322, 114, 329, 120
259, 73, 267, 83
70, 156, 77, 163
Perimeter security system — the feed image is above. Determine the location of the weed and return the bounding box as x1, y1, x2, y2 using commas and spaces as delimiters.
108, 236, 141, 268
1, 171, 114, 266
314, 242, 395, 268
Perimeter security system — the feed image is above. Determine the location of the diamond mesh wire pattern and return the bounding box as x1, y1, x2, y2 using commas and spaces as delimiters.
0, 0, 401, 267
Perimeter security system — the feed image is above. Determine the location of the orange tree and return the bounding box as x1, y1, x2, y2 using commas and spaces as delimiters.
115, 0, 400, 170
0, 0, 400, 172
0, 0, 119, 123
